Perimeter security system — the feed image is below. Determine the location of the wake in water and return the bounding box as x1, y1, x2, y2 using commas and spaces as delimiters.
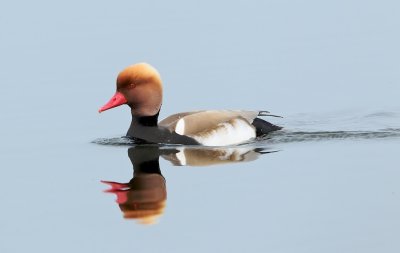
261, 128, 400, 144
260, 109, 400, 144
92, 110, 400, 146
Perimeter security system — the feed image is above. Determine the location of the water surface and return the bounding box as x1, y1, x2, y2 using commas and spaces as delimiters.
1, 0, 400, 252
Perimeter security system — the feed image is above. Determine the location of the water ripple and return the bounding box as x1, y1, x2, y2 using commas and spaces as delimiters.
92, 136, 135, 146
262, 128, 400, 143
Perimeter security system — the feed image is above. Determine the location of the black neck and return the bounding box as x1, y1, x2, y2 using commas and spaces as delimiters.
127, 111, 160, 141
131, 111, 159, 127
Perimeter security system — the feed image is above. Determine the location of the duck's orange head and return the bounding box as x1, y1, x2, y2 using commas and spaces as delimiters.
99, 63, 163, 116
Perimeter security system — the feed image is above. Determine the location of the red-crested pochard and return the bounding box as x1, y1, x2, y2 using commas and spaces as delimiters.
99, 63, 282, 146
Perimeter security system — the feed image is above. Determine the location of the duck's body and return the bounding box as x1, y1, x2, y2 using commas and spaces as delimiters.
99, 63, 281, 146
127, 110, 280, 146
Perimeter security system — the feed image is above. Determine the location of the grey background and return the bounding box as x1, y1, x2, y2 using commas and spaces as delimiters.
1, 1, 399, 252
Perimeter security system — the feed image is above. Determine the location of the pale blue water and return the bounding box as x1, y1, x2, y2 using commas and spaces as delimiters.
1, 1, 400, 252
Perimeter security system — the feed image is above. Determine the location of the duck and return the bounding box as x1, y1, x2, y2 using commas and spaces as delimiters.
98, 63, 282, 146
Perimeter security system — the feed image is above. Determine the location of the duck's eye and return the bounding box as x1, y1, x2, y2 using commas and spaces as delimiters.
129, 83, 136, 88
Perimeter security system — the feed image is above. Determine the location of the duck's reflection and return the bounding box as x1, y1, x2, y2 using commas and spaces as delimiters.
102, 146, 167, 225
162, 146, 273, 166
102, 145, 276, 225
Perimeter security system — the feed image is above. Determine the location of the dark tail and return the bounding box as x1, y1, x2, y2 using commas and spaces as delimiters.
252, 117, 282, 137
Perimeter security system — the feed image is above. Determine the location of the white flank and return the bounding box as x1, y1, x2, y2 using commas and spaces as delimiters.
175, 119, 185, 135
191, 118, 256, 146
175, 147, 187, 166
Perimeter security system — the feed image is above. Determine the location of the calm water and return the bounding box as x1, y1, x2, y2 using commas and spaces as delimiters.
2, 111, 399, 252
1, 1, 400, 252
